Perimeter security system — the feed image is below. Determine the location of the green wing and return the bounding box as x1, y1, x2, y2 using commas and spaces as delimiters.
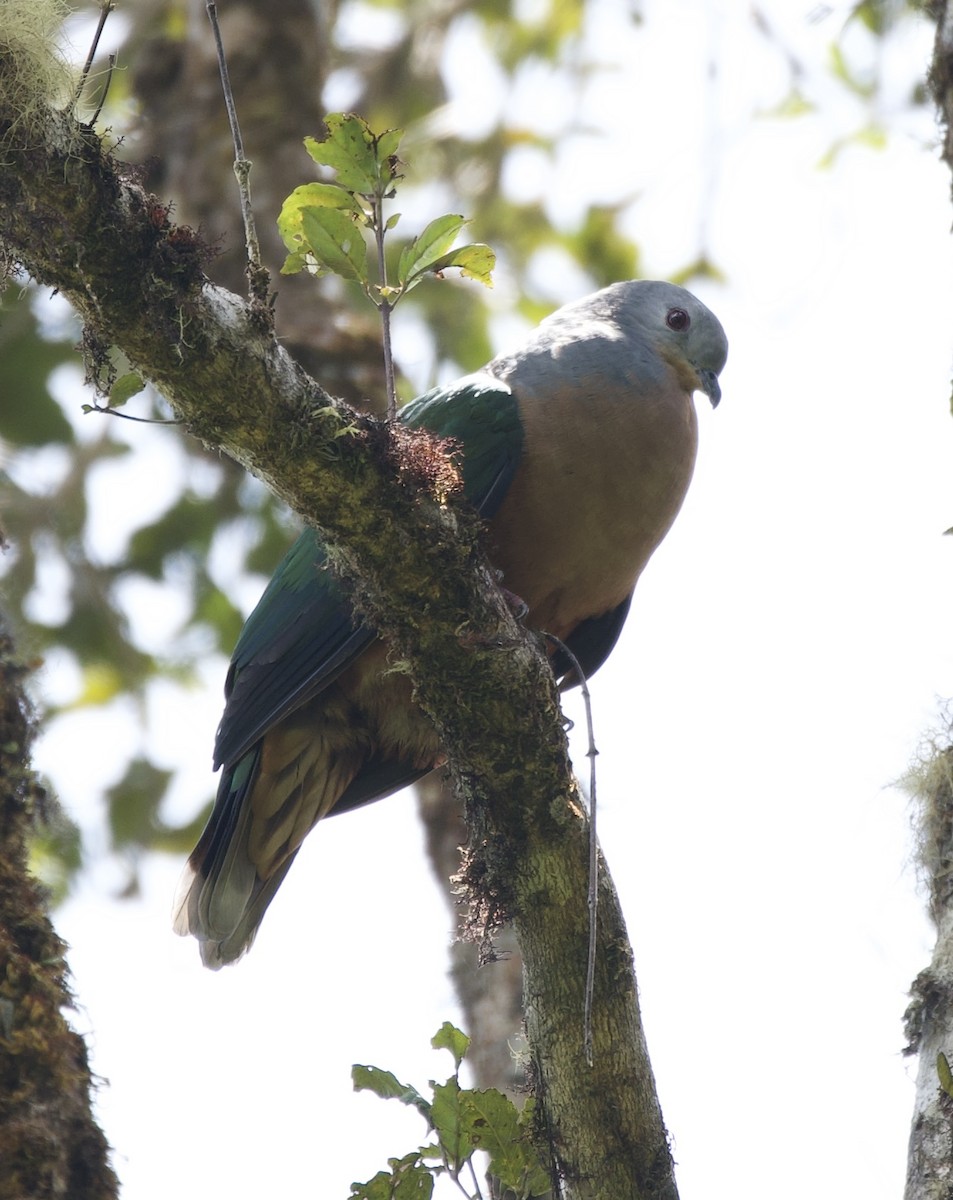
213, 373, 524, 771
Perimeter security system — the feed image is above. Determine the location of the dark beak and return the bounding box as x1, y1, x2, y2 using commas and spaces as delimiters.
696, 367, 721, 409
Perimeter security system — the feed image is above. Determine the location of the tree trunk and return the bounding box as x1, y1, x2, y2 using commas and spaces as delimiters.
0, 613, 120, 1200
904, 742, 953, 1200
417, 775, 526, 1095
904, 8, 953, 1195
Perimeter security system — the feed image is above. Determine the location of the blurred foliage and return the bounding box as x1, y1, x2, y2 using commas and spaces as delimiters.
0, 0, 933, 902
0, 292, 74, 446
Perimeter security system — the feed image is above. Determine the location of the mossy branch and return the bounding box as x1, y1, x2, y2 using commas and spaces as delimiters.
0, 48, 675, 1200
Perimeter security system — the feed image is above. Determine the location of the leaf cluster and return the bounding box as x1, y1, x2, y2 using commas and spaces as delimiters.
277, 113, 494, 298
350, 1023, 550, 1200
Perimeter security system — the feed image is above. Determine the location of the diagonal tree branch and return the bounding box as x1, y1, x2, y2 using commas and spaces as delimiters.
0, 65, 676, 1200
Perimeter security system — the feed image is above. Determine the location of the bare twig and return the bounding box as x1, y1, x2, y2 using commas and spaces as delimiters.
88, 52, 116, 128
83, 403, 182, 425
205, 0, 271, 312
72, 0, 114, 112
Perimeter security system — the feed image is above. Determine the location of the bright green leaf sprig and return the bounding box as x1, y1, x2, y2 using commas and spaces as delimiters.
349, 1022, 549, 1200
277, 113, 495, 417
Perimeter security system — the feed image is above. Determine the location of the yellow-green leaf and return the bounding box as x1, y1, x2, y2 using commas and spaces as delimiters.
108, 372, 145, 408
425, 243, 495, 287
398, 214, 469, 286
376, 126, 404, 162
279, 249, 313, 276
431, 1021, 469, 1069
277, 183, 366, 256
299, 207, 368, 283
305, 114, 380, 193
74, 661, 124, 707
352, 1065, 431, 1120
430, 1079, 469, 1174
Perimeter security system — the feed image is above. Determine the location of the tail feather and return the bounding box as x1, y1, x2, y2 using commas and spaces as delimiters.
171, 765, 261, 966
173, 853, 297, 968
173, 732, 364, 967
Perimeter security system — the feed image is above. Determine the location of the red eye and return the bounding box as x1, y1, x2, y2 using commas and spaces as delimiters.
666, 308, 690, 331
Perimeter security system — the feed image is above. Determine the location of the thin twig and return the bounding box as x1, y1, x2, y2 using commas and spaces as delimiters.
380, 299, 396, 419
72, 1, 115, 112
205, 1, 270, 311
465, 1157, 484, 1199
371, 195, 398, 419
545, 635, 600, 1066
88, 53, 116, 128
84, 405, 182, 426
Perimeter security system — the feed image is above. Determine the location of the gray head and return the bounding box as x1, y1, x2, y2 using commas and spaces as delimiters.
492, 279, 729, 407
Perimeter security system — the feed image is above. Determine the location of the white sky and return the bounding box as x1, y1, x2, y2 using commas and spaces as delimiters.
28, 1, 953, 1197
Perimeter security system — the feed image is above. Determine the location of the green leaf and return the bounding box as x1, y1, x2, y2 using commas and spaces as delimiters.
760, 87, 814, 119
299, 207, 369, 283
149, 802, 214, 857
277, 184, 369, 278
406, 244, 495, 291
279, 249, 313, 276
938, 1052, 953, 1099
827, 42, 874, 99
0, 291, 76, 445
126, 493, 224, 580
854, 122, 886, 151
566, 204, 639, 287
431, 1021, 469, 1069
193, 578, 245, 654
277, 184, 366, 249
305, 114, 382, 193
28, 803, 82, 907
397, 214, 469, 286
467, 1089, 550, 1196
375, 126, 404, 163
350, 1152, 434, 1200
430, 1079, 471, 1174
850, 0, 888, 35
108, 372, 145, 408
105, 757, 173, 850
352, 1065, 431, 1120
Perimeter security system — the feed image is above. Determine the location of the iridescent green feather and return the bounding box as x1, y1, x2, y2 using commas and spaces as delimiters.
215, 375, 524, 771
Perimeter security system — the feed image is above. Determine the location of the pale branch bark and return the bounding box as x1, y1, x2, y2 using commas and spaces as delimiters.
0, 90, 675, 1197
0, 614, 120, 1200
904, 10, 953, 1198
903, 744, 953, 1200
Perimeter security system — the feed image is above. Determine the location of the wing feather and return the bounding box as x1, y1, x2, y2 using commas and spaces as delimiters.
175, 376, 524, 964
